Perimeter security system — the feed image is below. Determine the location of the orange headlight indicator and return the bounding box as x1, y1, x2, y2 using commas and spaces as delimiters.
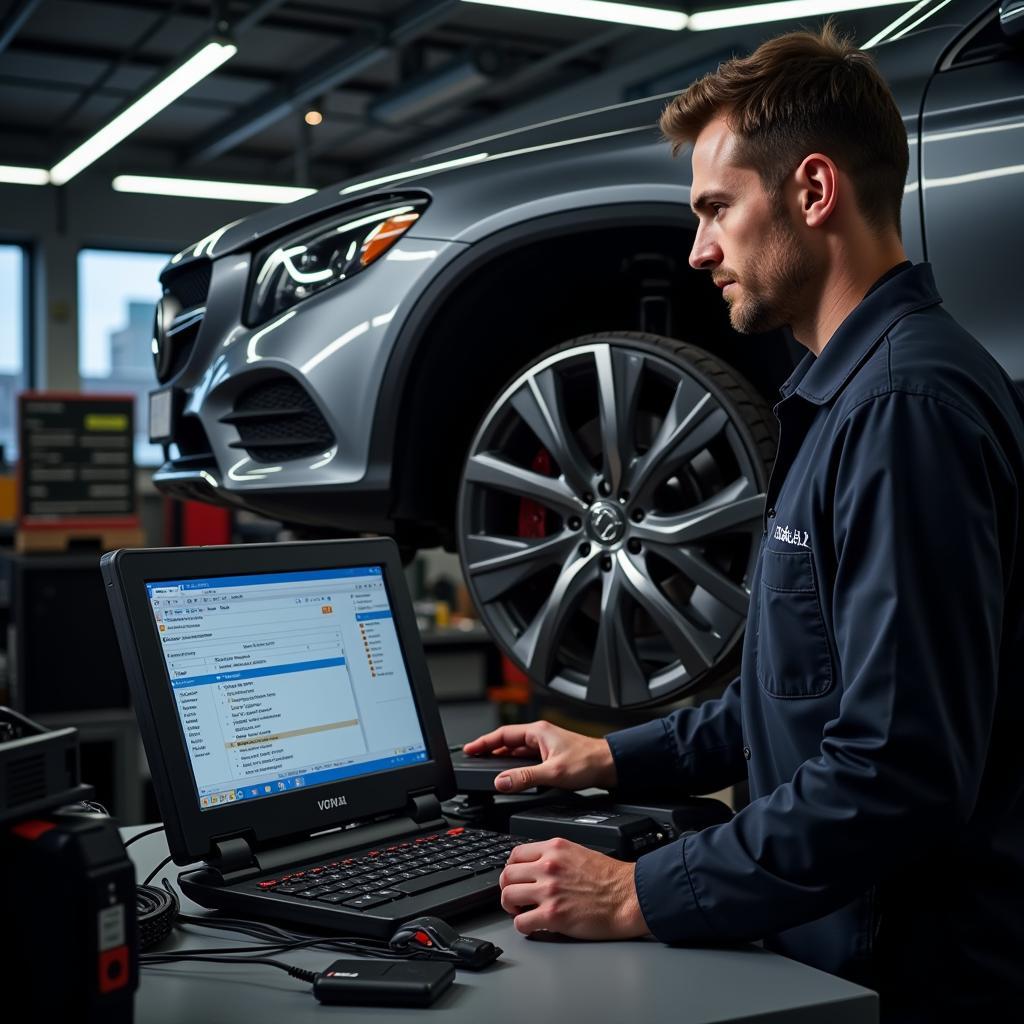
359, 212, 421, 267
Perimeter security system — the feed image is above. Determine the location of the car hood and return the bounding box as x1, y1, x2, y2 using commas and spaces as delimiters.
164, 0, 992, 277
164, 90, 672, 273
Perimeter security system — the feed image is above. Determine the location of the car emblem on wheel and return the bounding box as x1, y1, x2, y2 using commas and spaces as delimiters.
588, 502, 626, 545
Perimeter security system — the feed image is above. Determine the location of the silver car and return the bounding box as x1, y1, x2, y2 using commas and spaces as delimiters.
150, 0, 1023, 711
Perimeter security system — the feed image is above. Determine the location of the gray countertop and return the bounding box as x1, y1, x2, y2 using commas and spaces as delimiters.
126, 825, 878, 1023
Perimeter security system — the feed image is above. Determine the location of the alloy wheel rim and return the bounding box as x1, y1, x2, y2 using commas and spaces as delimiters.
457, 341, 767, 708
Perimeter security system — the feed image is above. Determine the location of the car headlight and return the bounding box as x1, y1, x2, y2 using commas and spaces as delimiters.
247, 196, 429, 325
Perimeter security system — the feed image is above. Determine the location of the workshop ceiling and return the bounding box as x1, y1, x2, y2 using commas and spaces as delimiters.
0, 0, 906, 190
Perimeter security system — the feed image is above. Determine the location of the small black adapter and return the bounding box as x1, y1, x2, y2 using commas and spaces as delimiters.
313, 959, 455, 1006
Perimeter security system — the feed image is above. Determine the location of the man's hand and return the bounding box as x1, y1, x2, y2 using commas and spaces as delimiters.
462, 720, 617, 793
499, 838, 650, 940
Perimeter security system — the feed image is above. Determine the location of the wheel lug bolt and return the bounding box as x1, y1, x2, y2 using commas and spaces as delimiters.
579, 542, 591, 557
600, 555, 613, 572
631, 508, 645, 522
619, 491, 630, 503
598, 480, 611, 496
628, 539, 641, 554
568, 516, 582, 530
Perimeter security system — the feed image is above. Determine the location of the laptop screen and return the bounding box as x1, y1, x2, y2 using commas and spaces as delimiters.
144, 564, 429, 813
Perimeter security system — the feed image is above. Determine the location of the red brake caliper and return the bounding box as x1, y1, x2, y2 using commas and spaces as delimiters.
518, 449, 553, 539
496, 448, 555, 696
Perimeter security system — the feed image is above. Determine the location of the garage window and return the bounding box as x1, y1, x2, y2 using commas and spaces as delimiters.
77, 248, 170, 466
0, 243, 28, 461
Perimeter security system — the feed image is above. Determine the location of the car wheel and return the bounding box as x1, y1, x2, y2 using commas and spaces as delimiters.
456, 331, 777, 709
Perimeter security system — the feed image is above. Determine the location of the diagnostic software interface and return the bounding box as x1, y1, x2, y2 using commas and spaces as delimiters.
145, 566, 428, 812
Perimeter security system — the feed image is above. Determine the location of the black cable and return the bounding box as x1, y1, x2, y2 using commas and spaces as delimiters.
172, 905, 392, 948
143, 853, 174, 886
136, 882, 179, 951
148, 879, 405, 960
138, 875, 454, 976
158, 924, 409, 961
142, 938, 404, 960
141, 954, 318, 985
125, 824, 166, 848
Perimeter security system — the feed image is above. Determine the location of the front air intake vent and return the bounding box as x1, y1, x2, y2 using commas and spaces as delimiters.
221, 376, 335, 463
167, 415, 217, 472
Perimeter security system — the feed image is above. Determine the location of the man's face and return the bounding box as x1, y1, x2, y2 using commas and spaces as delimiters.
688, 116, 817, 334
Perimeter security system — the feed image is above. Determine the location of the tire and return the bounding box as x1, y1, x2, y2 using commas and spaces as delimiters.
456, 331, 777, 710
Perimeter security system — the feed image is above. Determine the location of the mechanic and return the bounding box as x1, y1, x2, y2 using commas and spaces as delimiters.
463, 23, 1024, 1022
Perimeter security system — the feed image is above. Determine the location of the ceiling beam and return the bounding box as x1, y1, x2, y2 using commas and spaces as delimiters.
185, 0, 461, 165
40, 0, 288, 146
6, 37, 396, 93
62, 0, 388, 38
0, 0, 43, 55
0, 70, 238, 108
295, 25, 625, 174
48, 0, 190, 137
232, 0, 291, 35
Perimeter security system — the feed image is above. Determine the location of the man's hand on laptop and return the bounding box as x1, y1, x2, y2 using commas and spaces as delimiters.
499, 837, 649, 940
462, 720, 617, 793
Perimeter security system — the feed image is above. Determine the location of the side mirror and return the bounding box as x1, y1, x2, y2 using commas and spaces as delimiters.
1000, 1, 1024, 43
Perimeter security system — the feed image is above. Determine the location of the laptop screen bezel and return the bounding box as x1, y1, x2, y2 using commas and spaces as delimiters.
104, 538, 454, 864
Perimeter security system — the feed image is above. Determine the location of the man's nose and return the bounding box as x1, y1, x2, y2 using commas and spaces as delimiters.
689, 229, 722, 271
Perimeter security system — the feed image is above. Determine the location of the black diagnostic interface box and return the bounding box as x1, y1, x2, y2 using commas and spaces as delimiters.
509, 795, 733, 859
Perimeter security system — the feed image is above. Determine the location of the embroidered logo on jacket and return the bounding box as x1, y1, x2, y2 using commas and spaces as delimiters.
774, 524, 810, 548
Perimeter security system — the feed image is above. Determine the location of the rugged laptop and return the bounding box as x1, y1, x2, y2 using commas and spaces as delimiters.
101, 538, 522, 939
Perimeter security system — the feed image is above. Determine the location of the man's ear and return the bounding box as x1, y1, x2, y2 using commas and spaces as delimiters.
794, 153, 839, 228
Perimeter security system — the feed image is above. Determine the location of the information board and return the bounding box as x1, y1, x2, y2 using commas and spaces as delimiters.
18, 392, 138, 526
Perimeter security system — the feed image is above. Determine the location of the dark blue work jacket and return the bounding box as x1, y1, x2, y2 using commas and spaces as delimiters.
607, 263, 1024, 1019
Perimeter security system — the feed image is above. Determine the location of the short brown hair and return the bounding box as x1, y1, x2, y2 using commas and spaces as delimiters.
660, 21, 909, 235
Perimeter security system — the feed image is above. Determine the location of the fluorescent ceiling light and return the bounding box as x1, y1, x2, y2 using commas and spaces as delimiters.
689, 1, 912, 32
50, 40, 237, 186
0, 165, 48, 185
112, 175, 315, 204
461, 0, 688, 31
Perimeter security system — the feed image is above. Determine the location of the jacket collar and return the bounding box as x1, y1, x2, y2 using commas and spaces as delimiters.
777, 262, 942, 406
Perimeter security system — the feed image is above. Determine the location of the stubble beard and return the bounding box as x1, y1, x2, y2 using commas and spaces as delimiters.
726, 211, 816, 335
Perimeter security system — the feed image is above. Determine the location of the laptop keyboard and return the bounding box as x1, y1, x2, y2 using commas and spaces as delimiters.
250, 827, 528, 910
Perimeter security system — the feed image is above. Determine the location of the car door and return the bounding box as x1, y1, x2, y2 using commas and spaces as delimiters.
920, 6, 1024, 382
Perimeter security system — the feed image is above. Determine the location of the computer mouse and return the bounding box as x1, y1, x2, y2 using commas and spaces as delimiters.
388, 916, 502, 970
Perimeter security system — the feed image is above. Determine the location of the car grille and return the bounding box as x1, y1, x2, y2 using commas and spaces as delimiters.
156, 260, 212, 383
221, 376, 335, 463
164, 259, 212, 308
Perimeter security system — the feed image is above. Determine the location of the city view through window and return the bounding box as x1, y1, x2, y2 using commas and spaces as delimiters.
0, 243, 27, 462
78, 248, 170, 465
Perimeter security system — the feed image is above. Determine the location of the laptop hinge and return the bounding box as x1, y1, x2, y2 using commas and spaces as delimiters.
199, 794, 446, 881
408, 789, 443, 824
205, 835, 258, 883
